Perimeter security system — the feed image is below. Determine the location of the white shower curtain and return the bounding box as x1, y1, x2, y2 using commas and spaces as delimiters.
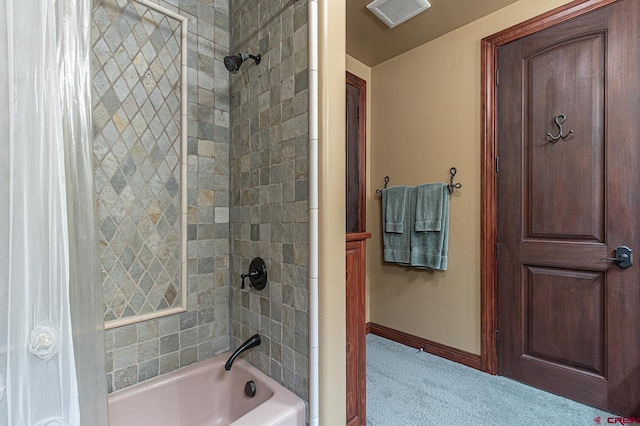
0, 0, 109, 424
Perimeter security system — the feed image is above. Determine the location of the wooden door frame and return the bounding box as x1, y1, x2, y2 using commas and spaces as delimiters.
480, 0, 619, 375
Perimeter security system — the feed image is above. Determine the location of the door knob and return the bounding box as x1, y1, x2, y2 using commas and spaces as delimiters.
600, 246, 633, 269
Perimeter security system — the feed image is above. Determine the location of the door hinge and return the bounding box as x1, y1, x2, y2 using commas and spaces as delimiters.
496, 69, 499, 86
495, 330, 499, 347
357, 106, 360, 119
496, 242, 500, 259
495, 156, 500, 173
356, 170, 360, 185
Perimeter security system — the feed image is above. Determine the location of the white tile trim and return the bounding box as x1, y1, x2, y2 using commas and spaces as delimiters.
308, 0, 319, 424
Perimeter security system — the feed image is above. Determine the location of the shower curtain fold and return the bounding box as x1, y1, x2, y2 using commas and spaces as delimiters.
0, 0, 109, 424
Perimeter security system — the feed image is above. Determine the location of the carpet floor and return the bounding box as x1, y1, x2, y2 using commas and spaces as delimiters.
366, 334, 614, 425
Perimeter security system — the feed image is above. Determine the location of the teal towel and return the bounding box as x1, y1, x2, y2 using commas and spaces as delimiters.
382, 186, 412, 264
415, 183, 445, 231
384, 185, 407, 233
410, 184, 449, 270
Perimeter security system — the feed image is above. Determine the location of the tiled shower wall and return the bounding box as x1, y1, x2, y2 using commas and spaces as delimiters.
229, 0, 310, 402
91, 0, 231, 392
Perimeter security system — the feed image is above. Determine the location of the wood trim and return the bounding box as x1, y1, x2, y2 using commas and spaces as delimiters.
480, 0, 619, 376
346, 71, 367, 233
480, 34, 499, 376
486, 0, 619, 47
346, 232, 371, 242
367, 322, 482, 371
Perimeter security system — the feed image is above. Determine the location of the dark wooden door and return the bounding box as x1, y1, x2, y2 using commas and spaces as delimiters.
497, 0, 640, 416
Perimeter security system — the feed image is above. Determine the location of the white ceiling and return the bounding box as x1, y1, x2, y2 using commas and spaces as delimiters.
347, 0, 521, 67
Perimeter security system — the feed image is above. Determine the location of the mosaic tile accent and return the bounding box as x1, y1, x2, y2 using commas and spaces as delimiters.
229, 0, 310, 405
92, 0, 184, 322
95, 0, 232, 392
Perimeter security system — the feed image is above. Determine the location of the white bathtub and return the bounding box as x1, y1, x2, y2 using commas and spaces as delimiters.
108, 352, 305, 426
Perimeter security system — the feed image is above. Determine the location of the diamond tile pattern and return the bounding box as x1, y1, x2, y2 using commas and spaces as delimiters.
92, 0, 183, 321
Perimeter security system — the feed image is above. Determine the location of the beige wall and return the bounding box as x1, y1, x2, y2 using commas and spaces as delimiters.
367, 0, 574, 355
346, 55, 373, 322
319, 0, 346, 424
315, 0, 576, 422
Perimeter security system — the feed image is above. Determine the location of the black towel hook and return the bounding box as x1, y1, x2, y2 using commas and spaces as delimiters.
448, 167, 462, 195
375, 176, 390, 196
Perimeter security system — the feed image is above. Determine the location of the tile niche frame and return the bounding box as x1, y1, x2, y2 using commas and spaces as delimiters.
105, 0, 188, 330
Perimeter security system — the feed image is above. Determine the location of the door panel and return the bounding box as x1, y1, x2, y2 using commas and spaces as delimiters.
526, 33, 605, 241
346, 72, 366, 234
346, 238, 366, 426
525, 266, 604, 375
498, 0, 640, 416
346, 82, 360, 233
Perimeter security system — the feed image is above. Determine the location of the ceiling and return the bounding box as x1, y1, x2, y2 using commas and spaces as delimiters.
346, 0, 521, 67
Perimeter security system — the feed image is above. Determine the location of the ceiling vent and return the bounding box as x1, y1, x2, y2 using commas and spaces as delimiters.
366, 0, 431, 29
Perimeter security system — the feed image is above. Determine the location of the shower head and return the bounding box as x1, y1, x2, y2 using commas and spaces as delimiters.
224, 53, 262, 74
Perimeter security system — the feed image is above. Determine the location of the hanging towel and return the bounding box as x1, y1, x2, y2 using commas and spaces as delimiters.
410, 183, 449, 270
382, 186, 413, 264
415, 183, 445, 231
384, 185, 408, 233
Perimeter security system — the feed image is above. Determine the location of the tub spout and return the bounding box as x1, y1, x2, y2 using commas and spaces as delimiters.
225, 334, 261, 371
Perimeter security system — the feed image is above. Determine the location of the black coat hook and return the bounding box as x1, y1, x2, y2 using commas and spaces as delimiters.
547, 114, 574, 142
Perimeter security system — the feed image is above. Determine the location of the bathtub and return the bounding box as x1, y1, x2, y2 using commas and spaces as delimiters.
108, 352, 305, 426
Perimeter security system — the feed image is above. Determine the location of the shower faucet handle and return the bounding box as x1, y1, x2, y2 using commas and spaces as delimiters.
240, 270, 260, 289
240, 257, 268, 290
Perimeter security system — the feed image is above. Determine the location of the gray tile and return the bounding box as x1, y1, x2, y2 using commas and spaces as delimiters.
110, 169, 128, 195
159, 352, 179, 375
113, 345, 137, 370
119, 246, 136, 270
138, 359, 159, 382
198, 257, 214, 274
283, 244, 294, 264
180, 311, 198, 331
129, 289, 146, 312
180, 347, 198, 367
100, 216, 118, 241
114, 324, 138, 348
113, 365, 138, 391
160, 333, 180, 355
159, 315, 180, 336
250, 224, 260, 241
295, 180, 308, 201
